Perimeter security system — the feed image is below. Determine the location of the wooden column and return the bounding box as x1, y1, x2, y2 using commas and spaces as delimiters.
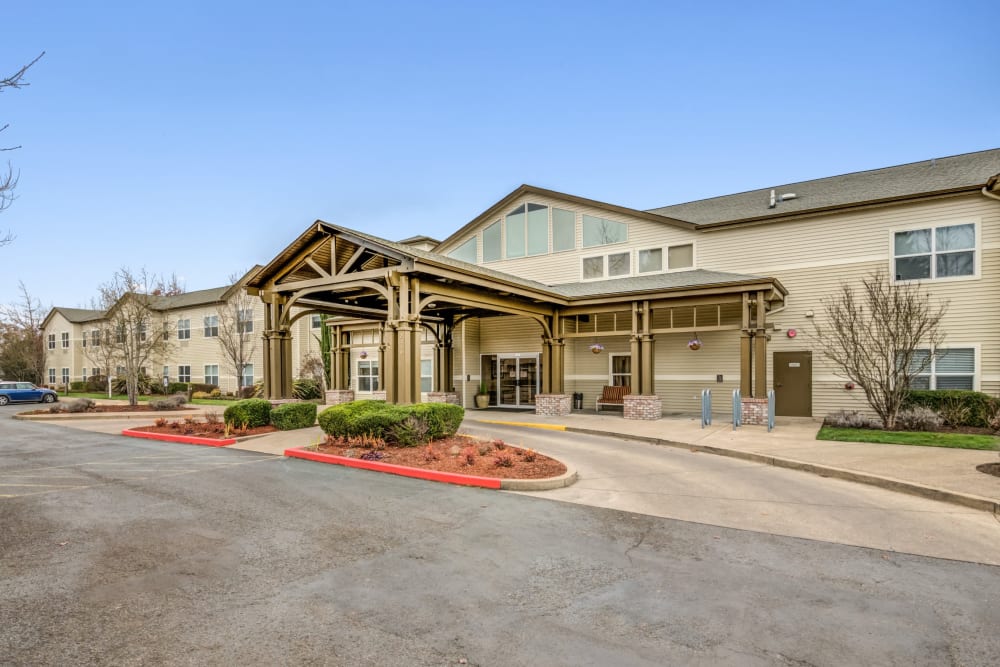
740, 292, 752, 396
639, 300, 654, 395
261, 297, 294, 399
754, 289, 767, 398
379, 322, 393, 400
550, 338, 565, 395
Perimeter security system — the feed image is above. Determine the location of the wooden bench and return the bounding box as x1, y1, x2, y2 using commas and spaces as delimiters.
596, 385, 631, 413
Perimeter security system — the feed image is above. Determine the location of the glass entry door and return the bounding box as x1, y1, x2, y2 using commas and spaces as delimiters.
497, 354, 538, 407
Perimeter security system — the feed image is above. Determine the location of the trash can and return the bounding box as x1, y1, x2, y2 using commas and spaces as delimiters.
572, 392, 584, 410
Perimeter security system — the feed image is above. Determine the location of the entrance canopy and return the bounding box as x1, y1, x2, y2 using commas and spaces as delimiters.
246, 221, 787, 401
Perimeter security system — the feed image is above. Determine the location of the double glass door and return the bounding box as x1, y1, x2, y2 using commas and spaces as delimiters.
491, 354, 538, 407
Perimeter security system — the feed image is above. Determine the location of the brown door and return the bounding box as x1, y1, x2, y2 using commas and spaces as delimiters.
774, 351, 812, 417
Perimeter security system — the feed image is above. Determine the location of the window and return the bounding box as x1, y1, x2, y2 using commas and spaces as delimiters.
610, 354, 631, 386
61, 332, 70, 348
204, 364, 219, 386
638, 248, 663, 273
357, 359, 379, 392
552, 208, 575, 252
163, 322, 170, 341
162, 366, 169, 380
61, 368, 69, 385
448, 237, 477, 263
582, 252, 630, 279
48, 368, 55, 384
582, 256, 604, 280
894, 223, 975, 281
607, 252, 630, 277
82, 331, 88, 348
82, 368, 88, 381
139, 323, 147, 342
178, 365, 191, 383
47, 334, 55, 350
910, 347, 975, 390
420, 358, 433, 393
582, 215, 627, 247
482, 221, 501, 262
504, 203, 549, 258
311, 314, 322, 329
203, 315, 219, 337
115, 366, 125, 376
238, 309, 254, 334
116, 326, 125, 344
505, 205, 526, 258
177, 319, 190, 340
668, 244, 694, 269
242, 363, 254, 387
91, 330, 101, 347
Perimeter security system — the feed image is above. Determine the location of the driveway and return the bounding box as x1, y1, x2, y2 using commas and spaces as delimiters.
3, 411, 1000, 665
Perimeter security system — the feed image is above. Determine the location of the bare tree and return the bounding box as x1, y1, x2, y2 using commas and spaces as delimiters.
93, 267, 175, 405
82, 316, 119, 397
1, 52, 45, 243
813, 271, 947, 430
216, 272, 258, 395
0, 282, 46, 383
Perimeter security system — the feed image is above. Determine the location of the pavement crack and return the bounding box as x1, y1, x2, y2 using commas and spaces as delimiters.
624, 521, 650, 565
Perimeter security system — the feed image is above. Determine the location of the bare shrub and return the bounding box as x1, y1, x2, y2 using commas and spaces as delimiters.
151, 393, 187, 410
894, 407, 942, 432
938, 398, 972, 427
824, 410, 875, 429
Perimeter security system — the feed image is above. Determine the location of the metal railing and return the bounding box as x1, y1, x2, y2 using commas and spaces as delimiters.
700, 389, 712, 428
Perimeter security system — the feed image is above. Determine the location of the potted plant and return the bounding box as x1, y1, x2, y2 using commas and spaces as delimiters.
475, 381, 490, 409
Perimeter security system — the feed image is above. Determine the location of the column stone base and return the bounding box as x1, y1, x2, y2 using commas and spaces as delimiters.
426, 392, 460, 405
535, 394, 572, 416
624, 394, 662, 420
370, 391, 388, 401
741, 398, 769, 425
324, 389, 355, 406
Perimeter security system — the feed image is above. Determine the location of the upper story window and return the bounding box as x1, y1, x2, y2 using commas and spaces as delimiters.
203, 315, 219, 338
82, 331, 88, 348
482, 221, 501, 262
637, 243, 694, 273
505, 203, 549, 258
91, 330, 101, 347
47, 334, 56, 350
61, 332, 70, 348
238, 309, 254, 334
552, 208, 575, 252
582, 215, 628, 248
448, 237, 477, 263
894, 223, 975, 281
177, 319, 191, 340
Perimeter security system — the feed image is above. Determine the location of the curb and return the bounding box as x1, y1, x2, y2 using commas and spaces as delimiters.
121, 428, 235, 447
283, 446, 577, 491
469, 418, 1000, 515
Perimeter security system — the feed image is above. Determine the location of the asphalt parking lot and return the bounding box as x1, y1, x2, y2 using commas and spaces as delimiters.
2, 409, 1000, 666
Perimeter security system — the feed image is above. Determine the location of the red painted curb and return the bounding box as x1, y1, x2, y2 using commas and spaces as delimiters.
284, 447, 503, 489
121, 429, 236, 447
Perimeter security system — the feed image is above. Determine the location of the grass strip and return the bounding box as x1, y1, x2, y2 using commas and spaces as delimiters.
817, 426, 999, 450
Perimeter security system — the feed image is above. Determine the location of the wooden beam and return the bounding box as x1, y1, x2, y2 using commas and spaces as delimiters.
304, 258, 331, 278
274, 267, 395, 293
337, 245, 367, 275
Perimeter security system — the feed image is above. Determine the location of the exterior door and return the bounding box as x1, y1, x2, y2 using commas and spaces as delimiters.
774, 351, 812, 417
497, 354, 538, 407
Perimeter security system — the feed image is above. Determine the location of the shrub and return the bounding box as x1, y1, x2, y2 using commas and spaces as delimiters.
64, 398, 95, 413
986, 403, 1000, 432
70, 381, 86, 391
223, 398, 272, 428
904, 390, 997, 428
167, 382, 189, 395
85, 374, 108, 393
410, 403, 464, 439
240, 386, 259, 399
523, 448, 537, 462
318, 401, 464, 445
271, 402, 318, 431
154, 417, 168, 427
494, 452, 515, 468
359, 450, 383, 461
113, 373, 156, 396
210, 388, 222, 398
388, 415, 430, 447
293, 378, 323, 400
317, 400, 387, 436
824, 410, 875, 429
938, 398, 972, 427
204, 411, 220, 424
189, 383, 218, 394
191, 391, 211, 400
461, 446, 477, 466
895, 406, 943, 431
150, 393, 187, 410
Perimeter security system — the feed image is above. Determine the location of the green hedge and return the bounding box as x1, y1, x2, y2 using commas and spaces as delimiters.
904, 390, 998, 428
167, 382, 189, 394
318, 401, 464, 445
271, 402, 318, 430
223, 398, 272, 428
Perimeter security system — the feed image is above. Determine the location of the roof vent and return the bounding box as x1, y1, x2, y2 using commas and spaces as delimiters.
768, 190, 799, 208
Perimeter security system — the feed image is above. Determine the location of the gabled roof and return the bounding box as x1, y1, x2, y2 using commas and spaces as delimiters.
43, 307, 105, 328
149, 286, 230, 311
647, 148, 1000, 227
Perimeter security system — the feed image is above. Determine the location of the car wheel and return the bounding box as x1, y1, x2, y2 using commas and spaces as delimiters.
42, 394, 56, 403
0, 395, 8, 406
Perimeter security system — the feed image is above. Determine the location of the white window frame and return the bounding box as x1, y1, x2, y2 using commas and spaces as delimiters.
582, 214, 629, 248
311, 314, 322, 329
82, 368, 88, 381
357, 359, 379, 393
47, 334, 56, 350
61, 332, 70, 348
48, 368, 56, 384
204, 364, 219, 386
238, 309, 254, 334
911, 344, 980, 391
61, 368, 70, 385
241, 363, 254, 387
178, 365, 191, 383
609, 354, 632, 387
581, 253, 607, 281
890, 219, 980, 284
420, 357, 433, 393
203, 315, 219, 338
177, 319, 191, 340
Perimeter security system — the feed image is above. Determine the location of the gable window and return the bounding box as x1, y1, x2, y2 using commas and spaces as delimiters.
552, 208, 576, 252
582, 215, 627, 247
610, 354, 631, 387
178, 365, 191, 383
204, 364, 219, 386
357, 359, 379, 392
608, 252, 630, 277
505, 203, 548, 258
582, 252, 631, 280
203, 315, 219, 337
61, 332, 70, 348
894, 223, 975, 281
177, 319, 191, 340
910, 347, 975, 390
47, 334, 56, 350
238, 309, 254, 334
637, 243, 695, 274
582, 256, 604, 280
448, 237, 477, 263
482, 220, 501, 262
138, 323, 147, 342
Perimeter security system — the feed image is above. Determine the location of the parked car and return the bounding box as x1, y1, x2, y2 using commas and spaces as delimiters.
0, 381, 59, 405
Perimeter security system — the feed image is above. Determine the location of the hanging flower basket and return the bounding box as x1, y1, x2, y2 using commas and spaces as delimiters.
589, 343, 604, 354
687, 337, 702, 351
359, 350, 368, 359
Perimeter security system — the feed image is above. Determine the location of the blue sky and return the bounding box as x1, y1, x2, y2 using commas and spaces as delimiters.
3, 1, 997, 309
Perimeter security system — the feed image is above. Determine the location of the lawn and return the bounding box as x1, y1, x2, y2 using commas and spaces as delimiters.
817, 426, 1000, 451
64, 392, 238, 407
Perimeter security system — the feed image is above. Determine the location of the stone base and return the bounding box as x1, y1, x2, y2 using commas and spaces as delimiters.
324, 389, 355, 405
426, 392, 460, 405
623, 394, 662, 420
268, 398, 302, 408
370, 391, 387, 401
741, 397, 769, 425
535, 394, 572, 417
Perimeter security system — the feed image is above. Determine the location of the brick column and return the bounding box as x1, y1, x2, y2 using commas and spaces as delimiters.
325, 389, 355, 405
623, 394, 662, 420
426, 391, 460, 405
741, 398, 768, 425
535, 393, 571, 416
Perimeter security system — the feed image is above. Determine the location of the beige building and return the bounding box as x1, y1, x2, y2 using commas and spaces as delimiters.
45, 148, 1000, 420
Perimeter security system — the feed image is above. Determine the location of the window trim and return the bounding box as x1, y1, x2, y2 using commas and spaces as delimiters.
177, 319, 191, 340
204, 364, 219, 387
61, 332, 70, 348
177, 365, 191, 383
911, 344, 980, 391
203, 315, 219, 338
356, 358, 380, 393
889, 219, 980, 284
609, 353, 631, 387
581, 213, 629, 249
47, 334, 56, 350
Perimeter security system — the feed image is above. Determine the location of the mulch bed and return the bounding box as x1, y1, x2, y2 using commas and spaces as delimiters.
976, 462, 1000, 478
131, 422, 277, 439
23, 404, 189, 414
314, 435, 566, 480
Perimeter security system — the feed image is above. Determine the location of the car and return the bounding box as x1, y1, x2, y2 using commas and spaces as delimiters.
0, 381, 59, 405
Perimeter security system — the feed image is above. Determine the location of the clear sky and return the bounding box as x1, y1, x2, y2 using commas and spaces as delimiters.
2, 1, 997, 310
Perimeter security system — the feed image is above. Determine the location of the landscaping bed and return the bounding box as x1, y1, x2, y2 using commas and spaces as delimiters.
311, 434, 566, 479
130, 419, 277, 439
976, 462, 1000, 478
22, 404, 188, 415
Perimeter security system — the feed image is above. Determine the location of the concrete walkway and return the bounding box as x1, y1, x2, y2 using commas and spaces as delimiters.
467, 409, 1000, 513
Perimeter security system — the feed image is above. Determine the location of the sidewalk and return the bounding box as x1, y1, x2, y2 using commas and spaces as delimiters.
468, 409, 1000, 513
